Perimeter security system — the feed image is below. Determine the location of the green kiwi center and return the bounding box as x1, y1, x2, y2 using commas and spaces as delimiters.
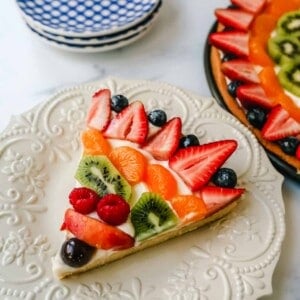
267, 10, 300, 97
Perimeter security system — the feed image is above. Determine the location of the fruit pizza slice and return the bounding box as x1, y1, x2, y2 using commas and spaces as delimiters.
52, 89, 245, 279
208, 0, 300, 174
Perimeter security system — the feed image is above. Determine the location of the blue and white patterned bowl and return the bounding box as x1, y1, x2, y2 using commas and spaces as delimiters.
16, 0, 160, 37
29, 21, 153, 53
27, 0, 161, 45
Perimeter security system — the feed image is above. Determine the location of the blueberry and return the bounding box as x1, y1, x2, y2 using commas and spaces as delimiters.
179, 134, 200, 148
111, 95, 129, 113
222, 53, 238, 62
212, 168, 237, 188
278, 137, 300, 155
148, 109, 167, 127
246, 107, 267, 129
61, 238, 95, 268
227, 81, 243, 97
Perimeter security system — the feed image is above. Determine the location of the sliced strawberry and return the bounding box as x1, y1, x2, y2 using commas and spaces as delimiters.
209, 31, 249, 57
143, 117, 182, 160
197, 186, 245, 215
296, 145, 300, 160
262, 105, 300, 141
103, 101, 148, 144
236, 84, 276, 110
215, 8, 254, 32
169, 140, 238, 191
221, 59, 260, 83
86, 89, 111, 131
231, 0, 267, 14
61, 209, 134, 250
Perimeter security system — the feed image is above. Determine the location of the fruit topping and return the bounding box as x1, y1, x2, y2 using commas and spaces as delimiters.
143, 117, 182, 160
278, 137, 300, 155
212, 167, 237, 188
278, 61, 300, 97
268, 35, 300, 64
179, 134, 200, 148
61, 209, 134, 250
222, 52, 238, 62
198, 186, 245, 215
266, 0, 300, 18
130, 192, 178, 241
259, 66, 300, 122
261, 105, 300, 141
227, 80, 243, 97
246, 107, 267, 129
96, 194, 130, 226
169, 140, 238, 191
215, 8, 255, 32
236, 84, 275, 110
209, 31, 250, 57
169, 195, 207, 224
109, 146, 147, 184
145, 164, 178, 200
111, 94, 129, 113
296, 144, 300, 160
104, 101, 148, 144
231, 0, 267, 14
86, 89, 111, 131
81, 129, 112, 156
75, 155, 132, 201
221, 59, 260, 83
69, 187, 100, 214
277, 10, 300, 36
60, 238, 95, 268
147, 109, 167, 127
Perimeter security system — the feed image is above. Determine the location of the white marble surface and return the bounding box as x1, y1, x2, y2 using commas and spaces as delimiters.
0, 0, 299, 299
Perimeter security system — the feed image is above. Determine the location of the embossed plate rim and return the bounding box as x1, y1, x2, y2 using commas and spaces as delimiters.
0, 77, 285, 300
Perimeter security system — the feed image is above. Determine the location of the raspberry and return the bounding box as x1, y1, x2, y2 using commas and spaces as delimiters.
96, 194, 130, 226
69, 187, 100, 214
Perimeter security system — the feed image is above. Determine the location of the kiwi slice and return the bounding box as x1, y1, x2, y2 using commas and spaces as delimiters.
268, 35, 300, 64
75, 155, 132, 201
277, 10, 300, 37
131, 192, 178, 241
278, 60, 300, 97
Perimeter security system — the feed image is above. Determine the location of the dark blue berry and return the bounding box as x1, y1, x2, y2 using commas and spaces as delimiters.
246, 107, 267, 129
148, 109, 167, 127
111, 95, 129, 113
222, 53, 238, 62
179, 134, 200, 148
212, 168, 237, 188
278, 137, 300, 155
61, 238, 95, 268
227, 81, 243, 97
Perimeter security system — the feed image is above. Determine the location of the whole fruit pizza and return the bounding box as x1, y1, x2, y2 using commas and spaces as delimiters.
207, 0, 300, 178
52, 88, 245, 279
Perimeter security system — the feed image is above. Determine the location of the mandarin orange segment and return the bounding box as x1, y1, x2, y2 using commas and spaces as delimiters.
248, 13, 277, 66
258, 67, 282, 98
82, 129, 111, 156
144, 164, 177, 200
249, 37, 274, 66
265, 0, 299, 18
259, 67, 300, 122
250, 13, 277, 43
108, 146, 147, 184
169, 195, 207, 224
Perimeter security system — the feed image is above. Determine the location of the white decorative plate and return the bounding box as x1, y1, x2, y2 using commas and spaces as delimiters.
0, 77, 285, 300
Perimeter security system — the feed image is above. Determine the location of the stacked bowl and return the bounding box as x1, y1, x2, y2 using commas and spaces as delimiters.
16, 0, 162, 53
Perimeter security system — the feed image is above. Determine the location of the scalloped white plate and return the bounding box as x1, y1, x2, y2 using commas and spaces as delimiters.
0, 77, 285, 299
